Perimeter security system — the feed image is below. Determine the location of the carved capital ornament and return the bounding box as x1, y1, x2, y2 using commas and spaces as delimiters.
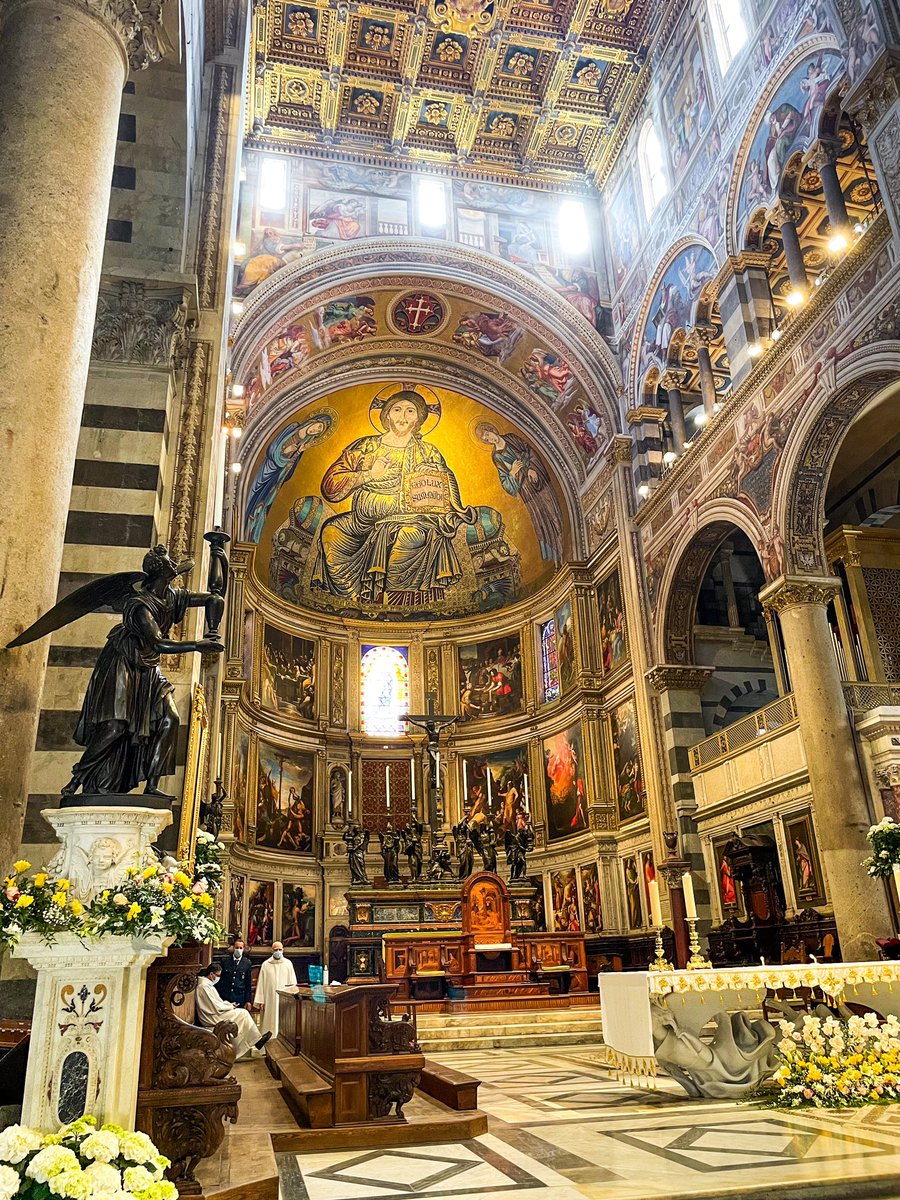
758, 574, 841, 613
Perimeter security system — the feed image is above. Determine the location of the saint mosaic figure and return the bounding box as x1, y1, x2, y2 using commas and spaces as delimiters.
8, 542, 226, 799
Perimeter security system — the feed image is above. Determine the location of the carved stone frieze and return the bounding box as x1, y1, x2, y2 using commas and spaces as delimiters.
197, 64, 235, 310
92, 280, 188, 366
646, 666, 714, 694
167, 340, 211, 564
844, 51, 900, 130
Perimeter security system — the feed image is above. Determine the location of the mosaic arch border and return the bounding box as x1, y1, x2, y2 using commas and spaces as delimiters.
654, 499, 767, 666
228, 237, 624, 427
628, 234, 720, 405
233, 349, 590, 560
725, 33, 845, 255
771, 343, 900, 576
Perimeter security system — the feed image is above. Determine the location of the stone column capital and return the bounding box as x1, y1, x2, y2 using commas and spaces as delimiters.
809, 139, 842, 172
646, 665, 714, 693
689, 321, 717, 349
758, 573, 841, 613
659, 368, 685, 390
769, 199, 804, 228
5, 0, 174, 70
602, 433, 634, 465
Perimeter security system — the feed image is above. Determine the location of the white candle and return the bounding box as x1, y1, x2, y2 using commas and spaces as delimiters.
323, 966, 329, 986
681, 871, 697, 920
410, 757, 416, 801
436, 751, 441, 781
648, 878, 663, 929
486, 766, 493, 812
523, 773, 530, 813
347, 770, 352, 816
385, 762, 391, 810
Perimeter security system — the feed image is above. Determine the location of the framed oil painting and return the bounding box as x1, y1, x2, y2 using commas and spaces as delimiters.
227, 873, 245, 939
598, 568, 627, 676
261, 623, 316, 720
458, 634, 523, 719
711, 833, 741, 914
610, 698, 646, 824
550, 868, 581, 932
554, 599, 576, 695
282, 883, 317, 947
783, 812, 827, 907
543, 723, 588, 841
255, 740, 315, 852
579, 861, 603, 933
247, 879, 275, 946
232, 728, 249, 843
463, 745, 529, 833
622, 856, 642, 929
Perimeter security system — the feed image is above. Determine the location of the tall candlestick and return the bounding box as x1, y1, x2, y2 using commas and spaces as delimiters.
681, 871, 697, 920
435, 751, 441, 782
347, 768, 352, 817
409, 757, 416, 802
648, 878, 663, 928
385, 762, 391, 811
523, 773, 530, 813
485, 765, 493, 813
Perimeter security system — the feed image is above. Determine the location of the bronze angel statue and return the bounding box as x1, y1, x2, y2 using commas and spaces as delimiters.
7, 539, 228, 800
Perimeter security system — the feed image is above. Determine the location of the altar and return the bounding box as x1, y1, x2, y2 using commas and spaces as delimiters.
599, 961, 900, 1099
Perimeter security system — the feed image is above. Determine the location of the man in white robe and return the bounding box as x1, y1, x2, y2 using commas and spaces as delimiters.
196, 965, 271, 1061
254, 942, 298, 1038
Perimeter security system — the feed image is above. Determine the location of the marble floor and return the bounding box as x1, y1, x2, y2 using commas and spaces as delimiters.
274, 1046, 900, 1200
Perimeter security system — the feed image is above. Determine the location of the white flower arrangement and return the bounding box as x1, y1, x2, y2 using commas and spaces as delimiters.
863, 816, 900, 878
0, 1117, 176, 1200
772, 1011, 900, 1107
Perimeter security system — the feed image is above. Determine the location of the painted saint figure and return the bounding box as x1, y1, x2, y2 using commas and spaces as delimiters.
475, 422, 563, 561
312, 390, 477, 604
244, 414, 332, 543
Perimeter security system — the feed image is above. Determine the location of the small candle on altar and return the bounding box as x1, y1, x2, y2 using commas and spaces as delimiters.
681, 871, 697, 920
648, 878, 663, 928
523, 773, 530, 812
385, 762, 391, 810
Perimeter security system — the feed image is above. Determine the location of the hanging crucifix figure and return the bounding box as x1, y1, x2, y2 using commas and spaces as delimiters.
401, 712, 458, 828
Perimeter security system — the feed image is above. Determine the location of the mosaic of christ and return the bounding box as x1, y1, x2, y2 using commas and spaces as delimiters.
252, 382, 569, 620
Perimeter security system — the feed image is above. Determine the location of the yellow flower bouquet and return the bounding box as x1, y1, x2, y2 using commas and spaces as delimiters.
772, 1012, 900, 1107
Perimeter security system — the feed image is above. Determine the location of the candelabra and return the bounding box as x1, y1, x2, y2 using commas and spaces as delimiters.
685, 917, 712, 970
648, 926, 673, 972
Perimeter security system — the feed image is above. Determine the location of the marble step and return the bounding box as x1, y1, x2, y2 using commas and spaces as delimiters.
416, 1008, 602, 1029
416, 1026, 604, 1051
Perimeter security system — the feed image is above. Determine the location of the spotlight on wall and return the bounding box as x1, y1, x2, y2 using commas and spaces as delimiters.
663, 451, 677, 465
748, 340, 764, 358
854, 220, 865, 234
693, 411, 708, 426
771, 327, 782, 341
230, 461, 242, 474
785, 288, 806, 307
827, 231, 849, 254
638, 483, 651, 499
231, 299, 244, 317
233, 240, 247, 257
231, 383, 245, 398
231, 427, 242, 439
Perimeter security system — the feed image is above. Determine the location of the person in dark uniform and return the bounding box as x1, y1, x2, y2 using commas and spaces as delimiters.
216, 938, 253, 1009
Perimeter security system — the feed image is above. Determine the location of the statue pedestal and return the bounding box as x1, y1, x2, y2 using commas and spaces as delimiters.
13, 932, 172, 1130
43, 804, 172, 903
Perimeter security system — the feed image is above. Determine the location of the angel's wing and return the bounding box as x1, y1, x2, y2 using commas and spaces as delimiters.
7, 571, 143, 648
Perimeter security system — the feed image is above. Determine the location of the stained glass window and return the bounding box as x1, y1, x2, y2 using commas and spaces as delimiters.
541, 620, 560, 703
360, 645, 410, 737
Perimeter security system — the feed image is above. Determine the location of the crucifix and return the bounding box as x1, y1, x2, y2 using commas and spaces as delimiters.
401, 712, 459, 828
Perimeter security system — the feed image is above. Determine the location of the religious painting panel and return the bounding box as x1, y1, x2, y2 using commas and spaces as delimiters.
247, 880, 275, 947
543, 723, 588, 841
662, 31, 711, 177
458, 634, 523, 719
641, 850, 655, 915
282, 883, 318, 948
463, 745, 529, 834
528, 876, 547, 931
328, 883, 349, 920
255, 740, 314, 852
241, 610, 254, 680
550, 868, 581, 933
232, 729, 250, 844
782, 811, 827, 907
554, 599, 576, 695
228, 873, 245, 940
736, 50, 844, 231
636, 244, 717, 380
610, 698, 646, 824
305, 188, 369, 240
622, 856, 642, 930
598, 568, 628, 676
712, 833, 741, 915
606, 170, 640, 287
579, 861, 603, 933
262, 624, 316, 720
256, 383, 570, 621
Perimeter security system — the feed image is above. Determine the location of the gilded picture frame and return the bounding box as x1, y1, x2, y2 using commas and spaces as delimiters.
178, 683, 210, 866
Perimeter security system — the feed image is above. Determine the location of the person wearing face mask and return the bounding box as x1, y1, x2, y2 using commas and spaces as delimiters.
196, 965, 271, 1060
254, 942, 298, 1038
215, 937, 254, 1009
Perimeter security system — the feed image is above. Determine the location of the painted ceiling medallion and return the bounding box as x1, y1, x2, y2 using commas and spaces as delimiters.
427, 0, 496, 37
391, 292, 447, 335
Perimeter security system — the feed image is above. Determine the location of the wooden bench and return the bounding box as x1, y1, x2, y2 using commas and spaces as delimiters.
278, 1055, 333, 1129
419, 1060, 480, 1111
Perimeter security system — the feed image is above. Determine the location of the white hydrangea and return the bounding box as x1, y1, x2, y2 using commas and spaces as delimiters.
118, 1133, 155, 1165
80, 1130, 120, 1163
0, 1164, 20, 1200
48, 1167, 91, 1199
25, 1145, 79, 1182
0, 1123, 43, 1164
83, 1161, 123, 1191
123, 1164, 155, 1192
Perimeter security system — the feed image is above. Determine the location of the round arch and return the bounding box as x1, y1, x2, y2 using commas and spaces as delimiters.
771, 343, 900, 575
654, 500, 768, 665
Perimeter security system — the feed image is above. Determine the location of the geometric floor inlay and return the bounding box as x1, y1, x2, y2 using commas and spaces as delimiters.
601, 1118, 898, 1172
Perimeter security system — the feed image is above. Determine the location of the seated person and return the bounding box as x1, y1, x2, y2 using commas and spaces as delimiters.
196, 964, 272, 1060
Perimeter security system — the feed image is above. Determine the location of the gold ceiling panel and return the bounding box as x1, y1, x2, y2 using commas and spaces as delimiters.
248, 0, 661, 183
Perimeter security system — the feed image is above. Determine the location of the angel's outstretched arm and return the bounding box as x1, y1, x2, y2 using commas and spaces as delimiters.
133, 606, 223, 655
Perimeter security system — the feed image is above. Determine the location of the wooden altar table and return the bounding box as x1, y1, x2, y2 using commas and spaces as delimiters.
599, 961, 900, 1099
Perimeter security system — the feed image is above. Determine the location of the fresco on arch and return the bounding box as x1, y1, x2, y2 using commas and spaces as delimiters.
636, 243, 717, 380
254, 382, 570, 621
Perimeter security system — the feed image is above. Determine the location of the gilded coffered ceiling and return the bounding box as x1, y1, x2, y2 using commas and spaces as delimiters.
245, 0, 667, 184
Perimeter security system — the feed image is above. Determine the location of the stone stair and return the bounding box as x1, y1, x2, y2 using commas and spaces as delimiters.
415, 1006, 604, 1052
